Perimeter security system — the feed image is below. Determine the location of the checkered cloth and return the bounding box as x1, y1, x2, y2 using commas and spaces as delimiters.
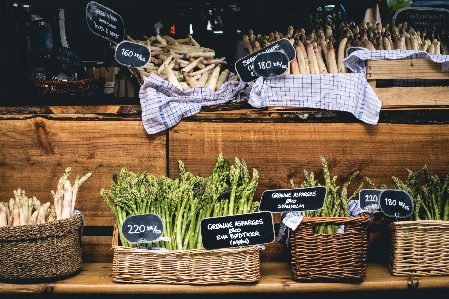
139, 73, 249, 134
248, 73, 382, 125
344, 49, 449, 74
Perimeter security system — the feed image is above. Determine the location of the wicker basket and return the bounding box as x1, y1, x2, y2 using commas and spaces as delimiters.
0, 214, 83, 281
29, 78, 105, 98
111, 224, 260, 284
389, 220, 449, 276
290, 213, 370, 281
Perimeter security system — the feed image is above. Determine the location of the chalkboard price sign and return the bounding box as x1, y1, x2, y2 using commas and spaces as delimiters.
235, 38, 296, 82
121, 213, 163, 243
259, 186, 326, 212
200, 211, 274, 250
359, 189, 382, 212
47, 47, 82, 78
115, 41, 150, 67
253, 51, 289, 77
393, 7, 449, 31
86, 1, 125, 44
379, 189, 414, 218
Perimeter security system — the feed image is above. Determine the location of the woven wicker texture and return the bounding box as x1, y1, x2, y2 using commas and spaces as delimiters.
0, 215, 83, 281
29, 78, 104, 98
389, 220, 449, 276
290, 214, 370, 281
112, 245, 260, 284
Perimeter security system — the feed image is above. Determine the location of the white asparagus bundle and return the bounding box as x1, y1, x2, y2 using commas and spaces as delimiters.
245, 22, 447, 76
0, 168, 92, 227
128, 32, 236, 90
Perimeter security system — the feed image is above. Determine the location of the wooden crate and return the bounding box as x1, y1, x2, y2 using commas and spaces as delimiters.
366, 59, 449, 108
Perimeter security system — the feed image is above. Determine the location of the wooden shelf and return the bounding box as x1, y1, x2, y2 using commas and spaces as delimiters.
1, 262, 448, 295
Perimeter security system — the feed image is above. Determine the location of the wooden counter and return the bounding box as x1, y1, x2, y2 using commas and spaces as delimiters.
1, 262, 448, 295
1, 105, 448, 296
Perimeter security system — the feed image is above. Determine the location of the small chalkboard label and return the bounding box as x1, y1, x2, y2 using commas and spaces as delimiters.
48, 47, 82, 77
200, 211, 274, 250
115, 41, 150, 67
86, 1, 125, 44
121, 213, 163, 243
259, 186, 326, 212
235, 38, 296, 82
393, 7, 449, 31
379, 189, 414, 218
253, 51, 289, 77
359, 189, 382, 212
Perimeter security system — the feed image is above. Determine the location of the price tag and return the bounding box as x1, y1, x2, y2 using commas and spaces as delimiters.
393, 7, 449, 31
115, 41, 150, 67
86, 1, 125, 44
379, 189, 414, 218
121, 213, 163, 243
47, 47, 82, 77
235, 38, 295, 82
443, 61, 449, 73
252, 51, 289, 77
259, 186, 326, 212
200, 211, 274, 250
359, 189, 382, 212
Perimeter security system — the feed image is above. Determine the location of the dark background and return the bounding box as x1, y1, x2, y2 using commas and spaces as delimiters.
1, 0, 447, 106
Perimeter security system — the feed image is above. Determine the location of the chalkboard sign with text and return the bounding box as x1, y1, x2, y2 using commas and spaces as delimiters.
259, 186, 326, 212
121, 213, 163, 243
86, 1, 125, 44
393, 7, 449, 30
359, 189, 382, 212
115, 41, 150, 67
235, 38, 296, 82
200, 211, 274, 250
379, 190, 414, 218
47, 47, 82, 78
253, 51, 289, 77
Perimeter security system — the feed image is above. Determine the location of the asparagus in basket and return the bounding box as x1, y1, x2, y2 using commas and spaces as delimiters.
100, 153, 259, 250
0, 167, 91, 227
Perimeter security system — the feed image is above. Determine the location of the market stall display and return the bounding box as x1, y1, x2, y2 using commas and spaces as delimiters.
0, 168, 91, 281
285, 157, 370, 281
101, 153, 263, 284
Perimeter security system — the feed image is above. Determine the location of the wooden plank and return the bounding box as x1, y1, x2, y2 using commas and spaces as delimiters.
367, 59, 449, 80
82, 236, 114, 263
169, 122, 449, 202
1, 262, 448, 294
375, 86, 449, 107
0, 117, 166, 226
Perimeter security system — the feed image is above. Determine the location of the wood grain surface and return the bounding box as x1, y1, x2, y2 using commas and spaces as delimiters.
168, 122, 449, 202
367, 59, 449, 80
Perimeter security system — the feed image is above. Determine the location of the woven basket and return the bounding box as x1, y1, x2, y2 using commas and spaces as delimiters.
389, 220, 449, 276
111, 224, 260, 284
0, 214, 83, 281
290, 213, 370, 281
29, 78, 105, 98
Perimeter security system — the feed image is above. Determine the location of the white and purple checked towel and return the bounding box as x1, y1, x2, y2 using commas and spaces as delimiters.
248, 73, 382, 125
139, 73, 249, 134
344, 49, 449, 74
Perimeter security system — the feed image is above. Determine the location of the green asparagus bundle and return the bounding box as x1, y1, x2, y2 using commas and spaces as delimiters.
290, 156, 364, 233
100, 153, 259, 249
391, 166, 449, 221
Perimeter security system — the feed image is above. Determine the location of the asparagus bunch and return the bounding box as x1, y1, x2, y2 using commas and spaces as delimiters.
126, 33, 233, 91
391, 166, 449, 221
290, 156, 364, 233
242, 21, 447, 77
0, 168, 90, 227
101, 153, 259, 250
0, 188, 54, 227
